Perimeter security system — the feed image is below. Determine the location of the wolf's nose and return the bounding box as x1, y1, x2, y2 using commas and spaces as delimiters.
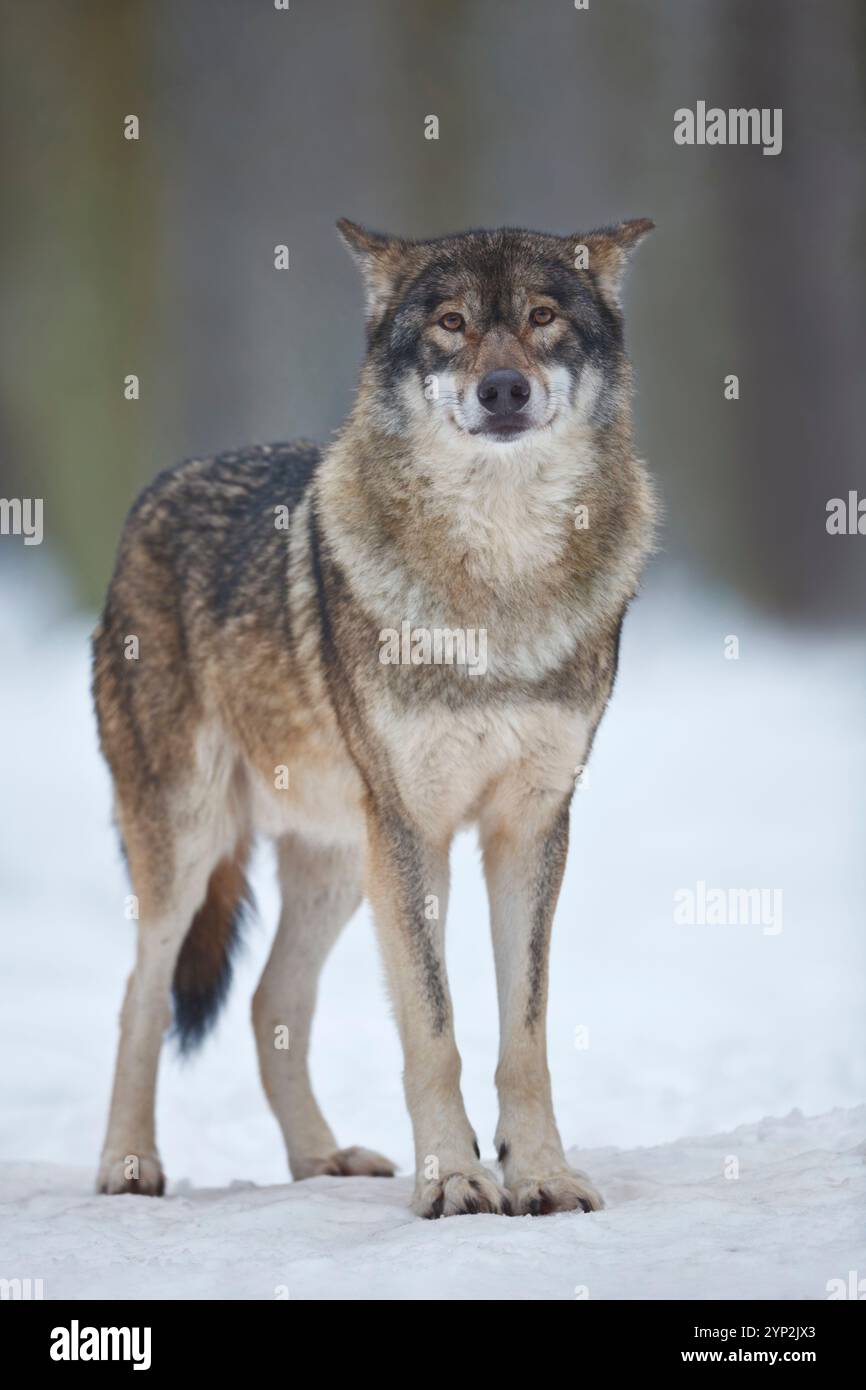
477, 368, 531, 414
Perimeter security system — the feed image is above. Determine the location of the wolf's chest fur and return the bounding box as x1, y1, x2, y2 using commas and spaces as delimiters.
262, 439, 626, 843
244, 693, 591, 850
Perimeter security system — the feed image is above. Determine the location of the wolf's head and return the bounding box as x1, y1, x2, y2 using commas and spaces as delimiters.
337, 219, 653, 454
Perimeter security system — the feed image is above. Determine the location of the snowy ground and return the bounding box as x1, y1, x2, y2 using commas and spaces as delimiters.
1, 561, 864, 1299
3, 1108, 864, 1300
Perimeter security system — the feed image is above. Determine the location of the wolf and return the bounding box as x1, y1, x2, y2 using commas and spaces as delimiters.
92, 217, 656, 1217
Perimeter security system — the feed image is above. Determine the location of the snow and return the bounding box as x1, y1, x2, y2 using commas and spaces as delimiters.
1, 561, 864, 1299
2, 1107, 864, 1300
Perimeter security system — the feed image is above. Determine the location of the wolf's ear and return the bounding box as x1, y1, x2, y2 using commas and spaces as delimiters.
575, 218, 654, 308
336, 218, 407, 323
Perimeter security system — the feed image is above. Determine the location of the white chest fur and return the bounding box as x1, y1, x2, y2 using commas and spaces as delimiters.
372, 699, 591, 835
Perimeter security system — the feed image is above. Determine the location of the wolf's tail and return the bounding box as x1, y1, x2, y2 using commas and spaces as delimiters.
171, 842, 254, 1054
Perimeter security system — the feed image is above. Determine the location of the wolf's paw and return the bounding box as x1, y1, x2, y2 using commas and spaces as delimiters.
294, 1146, 397, 1180
509, 1168, 603, 1216
97, 1151, 165, 1196
413, 1166, 512, 1219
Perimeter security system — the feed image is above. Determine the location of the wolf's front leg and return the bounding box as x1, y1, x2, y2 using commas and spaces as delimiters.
365, 803, 511, 1218
481, 782, 603, 1216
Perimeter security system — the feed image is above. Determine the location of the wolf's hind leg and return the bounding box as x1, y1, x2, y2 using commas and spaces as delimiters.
253, 835, 395, 1181
97, 812, 236, 1196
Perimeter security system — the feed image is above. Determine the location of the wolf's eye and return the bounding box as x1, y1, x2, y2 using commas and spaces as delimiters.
438, 311, 465, 332
529, 306, 556, 327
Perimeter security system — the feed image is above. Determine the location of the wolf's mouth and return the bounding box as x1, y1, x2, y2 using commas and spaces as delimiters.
470, 417, 532, 440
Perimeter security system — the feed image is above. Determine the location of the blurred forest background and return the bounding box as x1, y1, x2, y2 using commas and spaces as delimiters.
0, 0, 864, 619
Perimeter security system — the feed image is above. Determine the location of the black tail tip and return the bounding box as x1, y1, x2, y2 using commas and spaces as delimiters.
170, 885, 254, 1056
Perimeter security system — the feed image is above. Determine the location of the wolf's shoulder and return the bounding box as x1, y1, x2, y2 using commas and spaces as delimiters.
109, 441, 324, 621
128, 439, 323, 530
